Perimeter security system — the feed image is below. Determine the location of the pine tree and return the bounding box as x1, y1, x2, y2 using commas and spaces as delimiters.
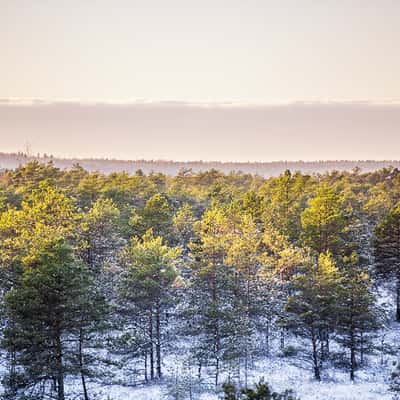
71, 274, 109, 400
261, 170, 306, 242
225, 212, 262, 386
0, 184, 80, 397
184, 206, 236, 387
336, 253, 380, 380
373, 203, 400, 320
222, 381, 238, 400
79, 197, 123, 273
129, 193, 175, 242
173, 203, 196, 248
223, 379, 299, 400
0, 182, 78, 274
285, 252, 342, 380
2, 240, 98, 400
259, 228, 307, 354
119, 229, 181, 380
301, 184, 346, 257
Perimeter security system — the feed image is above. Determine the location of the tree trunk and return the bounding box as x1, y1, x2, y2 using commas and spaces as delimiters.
55, 334, 65, 400
144, 352, 148, 382
319, 329, 330, 361
311, 330, 321, 381
360, 332, 364, 365
244, 346, 248, 388
325, 332, 330, 359
350, 342, 356, 381
197, 360, 202, 380
245, 268, 250, 388
280, 328, 285, 350
9, 347, 17, 397
81, 369, 89, 400
396, 278, 400, 322
155, 301, 162, 379
79, 329, 89, 400
149, 311, 154, 380
320, 334, 325, 361
211, 258, 220, 388
349, 323, 357, 381
215, 355, 219, 388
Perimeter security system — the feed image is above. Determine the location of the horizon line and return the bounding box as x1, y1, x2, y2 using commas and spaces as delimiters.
2, 153, 400, 165
2, 98, 400, 108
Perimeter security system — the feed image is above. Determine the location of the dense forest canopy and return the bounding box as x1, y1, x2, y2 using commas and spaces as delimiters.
0, 161, 400, 399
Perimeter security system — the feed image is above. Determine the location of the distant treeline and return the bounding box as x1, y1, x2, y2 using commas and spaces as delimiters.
1, 152, 399, 176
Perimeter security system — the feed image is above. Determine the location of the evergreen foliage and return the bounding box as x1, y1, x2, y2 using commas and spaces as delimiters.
0, 162, 398, 398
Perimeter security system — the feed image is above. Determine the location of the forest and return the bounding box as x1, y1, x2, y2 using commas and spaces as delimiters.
0, 161, 399, 400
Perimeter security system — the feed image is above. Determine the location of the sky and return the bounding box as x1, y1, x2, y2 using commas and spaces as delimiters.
1, 1, 399, 161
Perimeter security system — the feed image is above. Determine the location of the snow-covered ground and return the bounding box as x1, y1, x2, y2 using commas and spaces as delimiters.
70, 354, 393, 400
78, 357, 393, 400
1, 331, 396, 399
61, 324, 398, 400
2, 291, 398, 399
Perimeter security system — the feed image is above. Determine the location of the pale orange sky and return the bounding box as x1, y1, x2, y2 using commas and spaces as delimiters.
1, 0, 399, 102
1, 1, 399, 161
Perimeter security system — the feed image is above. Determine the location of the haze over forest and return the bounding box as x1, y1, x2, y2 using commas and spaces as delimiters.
1, 152, 400, 177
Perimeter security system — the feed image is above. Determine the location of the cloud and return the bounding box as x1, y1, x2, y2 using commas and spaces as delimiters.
1, 98, 400, 107
0, 99, 399, 162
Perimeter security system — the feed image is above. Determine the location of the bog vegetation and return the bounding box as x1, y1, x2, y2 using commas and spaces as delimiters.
0, 161, 399, 399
